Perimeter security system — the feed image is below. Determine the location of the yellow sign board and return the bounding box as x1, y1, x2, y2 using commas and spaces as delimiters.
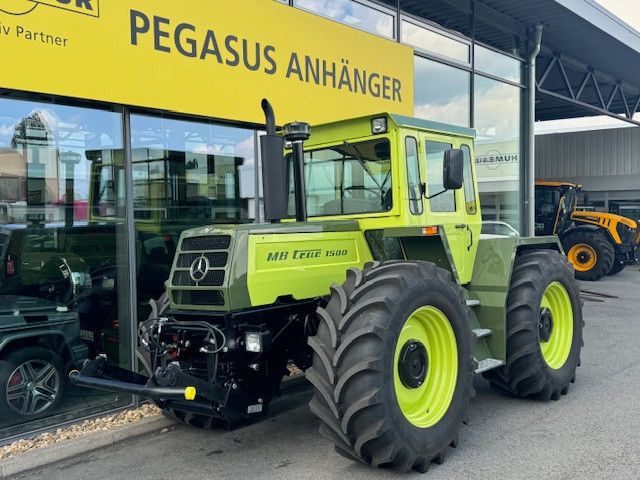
0, 0, 414, 125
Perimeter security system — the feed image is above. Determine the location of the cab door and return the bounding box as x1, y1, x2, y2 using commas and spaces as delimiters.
420, 134, 474, 284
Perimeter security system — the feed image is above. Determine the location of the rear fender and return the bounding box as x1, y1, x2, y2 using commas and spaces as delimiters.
466, 236, 560, 363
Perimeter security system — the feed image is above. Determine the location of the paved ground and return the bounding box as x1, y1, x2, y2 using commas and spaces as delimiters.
14, 267, 640, 480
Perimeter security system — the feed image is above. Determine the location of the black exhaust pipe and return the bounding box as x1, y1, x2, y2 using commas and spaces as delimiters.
283, 122, 310, 223
260, 99, 287, 222
262, 99, 276, 136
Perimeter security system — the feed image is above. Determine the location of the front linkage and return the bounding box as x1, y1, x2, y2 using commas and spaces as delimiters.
70, 302, 316, 426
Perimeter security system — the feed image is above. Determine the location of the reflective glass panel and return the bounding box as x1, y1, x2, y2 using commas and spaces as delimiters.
0, 97, 131, 437
414, 56, 471, 127
294, 0, 394, 38
128, 115, 256, 320
402, 20, 470, 63
474, 75, 522, 229
475, 45, 522, 84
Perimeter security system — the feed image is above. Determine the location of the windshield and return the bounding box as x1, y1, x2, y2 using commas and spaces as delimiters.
288, 138, 392, 217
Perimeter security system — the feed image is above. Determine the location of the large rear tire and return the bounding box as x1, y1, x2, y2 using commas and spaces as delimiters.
483, 250, 583, 400
562, 230, 614, 281
307, 261, 474, 472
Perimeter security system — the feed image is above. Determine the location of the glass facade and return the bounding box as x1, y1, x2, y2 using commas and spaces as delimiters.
0, 0, 527, 441
474, 75, 522, 229
414, 57, 471, 127
0, 98, 132, 438
402, 20, 470, 63
128, 115, 257, 321
474, 45, 522, 84
293, 0, 395, 38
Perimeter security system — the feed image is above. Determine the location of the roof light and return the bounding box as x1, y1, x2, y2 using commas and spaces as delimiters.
371, 117, 387, 134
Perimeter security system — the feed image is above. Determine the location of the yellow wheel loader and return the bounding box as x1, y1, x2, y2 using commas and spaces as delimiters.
535, 180, 639, 280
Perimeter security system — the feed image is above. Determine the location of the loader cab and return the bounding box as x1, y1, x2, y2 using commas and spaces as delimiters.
283, 114, 481, 284
534, 181, 579, 236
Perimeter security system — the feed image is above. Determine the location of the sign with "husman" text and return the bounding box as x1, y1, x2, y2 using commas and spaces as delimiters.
0, 0, 414, 124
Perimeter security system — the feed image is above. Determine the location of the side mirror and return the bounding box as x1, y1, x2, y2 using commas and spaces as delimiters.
443, 148, 464, 190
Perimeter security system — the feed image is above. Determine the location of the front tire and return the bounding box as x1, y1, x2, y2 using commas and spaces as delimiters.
483, 250, 583, 400
562, 230, 614, 281
307, 261, 474, 472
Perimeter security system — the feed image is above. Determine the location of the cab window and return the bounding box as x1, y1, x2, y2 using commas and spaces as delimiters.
425, 141, 455, 212
289, 138, 392, 217
405, 137, 422, 215
461, 145, 477, 214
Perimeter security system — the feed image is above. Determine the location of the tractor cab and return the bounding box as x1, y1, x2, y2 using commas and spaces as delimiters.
275, 113, 482, 285
534, 180, 579, 236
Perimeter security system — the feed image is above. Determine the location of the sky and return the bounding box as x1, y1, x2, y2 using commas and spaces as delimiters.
595, 0, 640, 30
537, 0, 640, 133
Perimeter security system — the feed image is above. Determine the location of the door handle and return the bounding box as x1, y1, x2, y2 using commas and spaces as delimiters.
455, 224, 466, 229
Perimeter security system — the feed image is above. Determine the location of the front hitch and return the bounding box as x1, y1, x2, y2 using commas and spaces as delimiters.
69, 356, 227, 404
69, 356, 196, 401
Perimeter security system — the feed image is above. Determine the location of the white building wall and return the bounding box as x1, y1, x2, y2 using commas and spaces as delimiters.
536, 126, 640, 192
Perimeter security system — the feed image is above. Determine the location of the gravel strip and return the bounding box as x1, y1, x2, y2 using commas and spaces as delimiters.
0, 404, 161, 461
1, 365, 304, 462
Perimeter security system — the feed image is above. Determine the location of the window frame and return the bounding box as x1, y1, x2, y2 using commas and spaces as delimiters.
404, 136, 423, 215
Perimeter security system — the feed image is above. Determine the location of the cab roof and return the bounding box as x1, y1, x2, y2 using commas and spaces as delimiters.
305, 113, 476, 145
388, 114, 476, 139
536, 180, 583, 189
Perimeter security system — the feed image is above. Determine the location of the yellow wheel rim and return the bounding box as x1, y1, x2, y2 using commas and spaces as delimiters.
539, 282, 574, 370
567, 244, 597, 272
393, 306, 458, 428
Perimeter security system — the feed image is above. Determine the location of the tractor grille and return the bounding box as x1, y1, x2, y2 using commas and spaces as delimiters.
171, 234, 231, 308
171, 269, 225, 287
176, 252, 228, 268
172, 290, 225, 306
181, 235, 231, 251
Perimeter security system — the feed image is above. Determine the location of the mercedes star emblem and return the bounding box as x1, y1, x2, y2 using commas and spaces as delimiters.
189, 255, 210, 282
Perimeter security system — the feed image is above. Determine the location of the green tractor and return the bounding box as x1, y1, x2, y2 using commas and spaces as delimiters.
71, 101, 584, 472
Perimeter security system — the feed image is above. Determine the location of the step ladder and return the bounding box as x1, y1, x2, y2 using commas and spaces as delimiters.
466, 299, 505, 374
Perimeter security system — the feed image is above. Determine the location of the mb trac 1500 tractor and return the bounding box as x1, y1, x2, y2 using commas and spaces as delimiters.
535, 180, 639, 280
71, 102, 584, 472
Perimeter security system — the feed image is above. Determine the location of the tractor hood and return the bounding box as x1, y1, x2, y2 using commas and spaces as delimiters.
572, 211, 638, 229
167, 221, 372, 312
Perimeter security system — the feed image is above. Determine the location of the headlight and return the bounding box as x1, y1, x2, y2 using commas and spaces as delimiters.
371, 117, 387, 134
245, 332, 265, 353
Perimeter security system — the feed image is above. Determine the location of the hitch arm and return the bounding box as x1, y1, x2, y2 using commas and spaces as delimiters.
69, 370, 196, 401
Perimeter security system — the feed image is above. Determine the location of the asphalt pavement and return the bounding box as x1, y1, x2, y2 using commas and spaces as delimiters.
13, 266, 640, 480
